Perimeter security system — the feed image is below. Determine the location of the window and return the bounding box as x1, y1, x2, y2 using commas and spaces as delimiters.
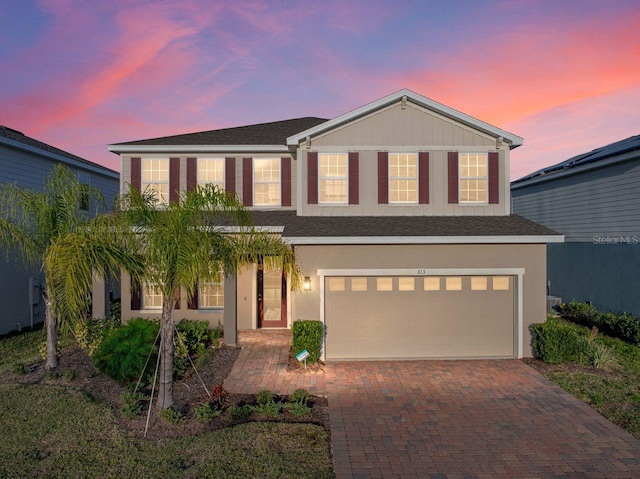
459, 153, 487, 203
199, 277, 224, 308
376, 277, 393, 291
254, 158, 280, 206
198, 158, 224, 189
446, 277, 462, 291
471, 277, 488, 291
351, 278, 368, 292
389, 153, 417, 203
424, 277, 440, 291
143, 283, 162, 309
493, 277, 510, 291
328, 277, 345, 292
319, 154, 347, 203
398, 277, 415, 291
142, 158, 169, 204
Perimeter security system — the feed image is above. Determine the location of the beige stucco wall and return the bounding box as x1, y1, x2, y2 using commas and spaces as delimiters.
292, 243, 547, 358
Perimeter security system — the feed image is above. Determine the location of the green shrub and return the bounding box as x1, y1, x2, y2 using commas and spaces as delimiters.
290, 388, 310, 405
73, 316, 121, 357
158, 407, 183, 424
285, 401, 312, 417
256, 390, 274, 406
255, 401, 282, 418
62, 370, 77, 381
560, 302, 640, 345
195, 402, 222, 422
172, 331, 190, 379
11, 362, 27, 375
109, 298, 121, 322
584, 341, 617, 369
560, 301, 600, 327
531, 317, 586, 365
292, 320, 323, 363
176, 319, 210, 355
44, 370, 59, 380
229, 404, 253, 420
92, 318, 159, 383
120, 390, 146, 419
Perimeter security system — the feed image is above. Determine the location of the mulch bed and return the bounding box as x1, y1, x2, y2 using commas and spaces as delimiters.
1, 344, 329, 441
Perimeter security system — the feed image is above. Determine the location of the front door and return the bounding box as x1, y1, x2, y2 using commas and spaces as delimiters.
257, 263, 287, 328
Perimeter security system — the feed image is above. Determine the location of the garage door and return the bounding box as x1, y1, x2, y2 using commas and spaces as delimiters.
324, 275, 515, 359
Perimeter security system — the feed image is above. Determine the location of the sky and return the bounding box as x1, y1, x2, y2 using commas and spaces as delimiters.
1, 0, 639, 180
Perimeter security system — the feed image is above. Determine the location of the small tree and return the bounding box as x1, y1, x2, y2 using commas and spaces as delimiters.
119, 184, 299, 409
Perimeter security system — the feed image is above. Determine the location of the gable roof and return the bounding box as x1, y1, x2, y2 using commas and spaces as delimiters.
286, 89, 523, 149
108, 117, 328, 154
512, 134, 640, 188
0, 125, 118, 177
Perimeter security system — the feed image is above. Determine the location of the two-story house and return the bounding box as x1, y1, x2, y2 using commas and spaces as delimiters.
108, 89, 561, 360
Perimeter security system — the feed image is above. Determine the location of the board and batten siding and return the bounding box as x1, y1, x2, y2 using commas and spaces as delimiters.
512, 157, 640, 242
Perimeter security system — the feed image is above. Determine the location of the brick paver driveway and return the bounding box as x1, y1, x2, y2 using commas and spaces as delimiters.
224, 331, 640, 478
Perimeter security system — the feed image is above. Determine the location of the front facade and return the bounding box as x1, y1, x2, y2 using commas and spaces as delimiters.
0, 126, 120, 335
512, 135, 640, 316
109, 89, 561, 359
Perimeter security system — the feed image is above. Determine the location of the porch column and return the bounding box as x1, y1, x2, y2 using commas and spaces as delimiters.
223, 271, 237, 346
91, 271, 108, 319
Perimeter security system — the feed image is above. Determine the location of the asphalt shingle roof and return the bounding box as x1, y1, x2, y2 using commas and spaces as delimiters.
113, 117, 329, 147
248, 211, 559, 238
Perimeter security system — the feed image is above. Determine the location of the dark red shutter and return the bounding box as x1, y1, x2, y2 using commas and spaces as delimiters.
130, 157, 141, 192
225, 157, 236, 195
418, 152, 429, 204
307, 152, 318, 205
131, 279, 141, 310
243, 158, 253, 206
348, 152, 359, 205
281, 157, 291, 206
488, 152, 499, 204
169, 157, 180, 203
448, 152, 459, 204
188, 283, 199, 309
377, 152, 388, 204
186, 157, 197, 191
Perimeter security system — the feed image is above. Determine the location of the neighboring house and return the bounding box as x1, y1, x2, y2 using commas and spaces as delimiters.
108, 89, 561, 360
0, 125, 120, 335
512, 135, 640, 316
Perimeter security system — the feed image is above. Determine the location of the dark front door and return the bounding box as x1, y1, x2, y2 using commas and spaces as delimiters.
257, 262, 287, 328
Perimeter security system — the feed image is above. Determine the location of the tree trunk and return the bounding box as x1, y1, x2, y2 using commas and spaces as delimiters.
44, 291, 59, 369
156, 299, 175, 410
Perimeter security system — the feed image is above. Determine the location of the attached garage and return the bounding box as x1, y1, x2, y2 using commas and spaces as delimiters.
324, 273, 517, 360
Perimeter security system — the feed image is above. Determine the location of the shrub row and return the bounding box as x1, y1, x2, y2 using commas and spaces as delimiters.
292, 320, 323, 363
559, 301, 640, 345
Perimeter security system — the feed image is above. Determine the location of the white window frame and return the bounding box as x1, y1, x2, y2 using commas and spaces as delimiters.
142, 283, 163, 310
141, 158, 169, 205
199, 276, 224, 309
253, 158, 281, 207
389, 153, 418, 204
197, 158, 225, 190
459, 152, 488, 204
319, 153, 348, 204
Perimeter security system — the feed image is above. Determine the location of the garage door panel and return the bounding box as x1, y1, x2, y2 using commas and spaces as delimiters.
325, 276, 514, 359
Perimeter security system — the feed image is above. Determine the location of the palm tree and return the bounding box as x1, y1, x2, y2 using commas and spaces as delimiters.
0, 164, 143, 369
119, 184, 299, 409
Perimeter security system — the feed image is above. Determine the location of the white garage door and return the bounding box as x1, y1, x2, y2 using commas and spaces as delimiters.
324, 275, 515, 359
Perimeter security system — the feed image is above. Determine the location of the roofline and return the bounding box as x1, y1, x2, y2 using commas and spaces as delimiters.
107, 144, 289, 154
285, 235, 564, 245
287, 88, 523, 149
0, 136, 119, 178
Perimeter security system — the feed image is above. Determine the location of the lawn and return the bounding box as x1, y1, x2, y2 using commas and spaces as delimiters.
0, 329, 334, 479
527, 320, 640, 440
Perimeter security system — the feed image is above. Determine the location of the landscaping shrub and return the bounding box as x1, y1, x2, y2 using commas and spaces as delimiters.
11, 362, 27, 375
158, 406, 183, 424
285, 401, 312, 417
211, 385, 228, 407
255, 401, 282, 418
256, 390, 274, 406
92, 318, 159, 383
531, 316, 586, 365
109, 298, 121, 322
229, 404, 252, 420
176, 318, 211, 355
292, 320, 323, 363
195, 402, 222, 422
120, 390, 146, 419
73, 316, 121, 357
559, 302, 640, 345
291, 388, 310, 405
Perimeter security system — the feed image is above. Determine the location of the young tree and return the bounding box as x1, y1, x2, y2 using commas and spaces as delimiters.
120, 184, 299, 409
0, 164, 142, 368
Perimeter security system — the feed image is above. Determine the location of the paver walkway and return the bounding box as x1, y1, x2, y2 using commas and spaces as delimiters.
224, 330, 640, 478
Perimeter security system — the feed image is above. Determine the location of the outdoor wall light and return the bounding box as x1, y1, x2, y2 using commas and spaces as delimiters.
303, 276, 312, 291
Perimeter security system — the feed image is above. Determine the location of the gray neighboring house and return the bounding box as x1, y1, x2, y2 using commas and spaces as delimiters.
512, 134, 640, 316
0, 125, 119, 336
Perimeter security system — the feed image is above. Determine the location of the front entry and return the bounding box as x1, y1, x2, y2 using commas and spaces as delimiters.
257, 263, 287, 328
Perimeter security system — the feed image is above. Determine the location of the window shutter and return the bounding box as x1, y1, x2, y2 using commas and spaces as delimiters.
447, 152, 459, 204
243, 158, 253, 206
169, 157, 180, 203
186, 157, 197, 191
377, 152, 388, 204
131, 279, 141, 310
348, 152, 359, 205
130, 157, 141, 192
281, 157, 291, 206
307, 152, 318, 204
174, 287, 181, 310
418, 152, 429, 204
188, 284, 198, 309
225, 157, 236, 195
488, 152, 499, 204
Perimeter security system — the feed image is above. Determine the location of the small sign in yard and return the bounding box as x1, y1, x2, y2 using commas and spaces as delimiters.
296, 350, 310, 368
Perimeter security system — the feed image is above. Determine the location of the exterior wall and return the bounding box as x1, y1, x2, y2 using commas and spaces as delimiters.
237, 265, 256, 329
293, 243, 547, 357
512, 157, 640, 242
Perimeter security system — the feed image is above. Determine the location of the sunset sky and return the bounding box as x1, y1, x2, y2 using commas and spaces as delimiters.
2, 0, 639, 179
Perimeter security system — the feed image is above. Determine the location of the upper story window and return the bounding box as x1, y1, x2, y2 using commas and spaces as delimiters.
459, 153, 487, 203
142, 158, 169, 205
198, 158, 224, 189
254, 158, 280, 206
389, 153, 417, 203
319, 153, 347, 204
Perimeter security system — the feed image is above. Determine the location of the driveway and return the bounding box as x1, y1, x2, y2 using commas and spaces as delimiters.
224, 331, 640, 478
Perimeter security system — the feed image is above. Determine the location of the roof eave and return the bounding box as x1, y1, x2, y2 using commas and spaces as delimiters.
286, 234, 564, 245
107, 144, 290, 154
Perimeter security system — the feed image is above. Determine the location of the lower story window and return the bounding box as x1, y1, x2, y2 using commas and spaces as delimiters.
143, 283, 162, 309
199, 280, 224, 308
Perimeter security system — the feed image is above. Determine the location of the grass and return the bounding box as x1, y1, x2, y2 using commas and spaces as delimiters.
536, 321, 640, 440
0, 384, 333, 478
